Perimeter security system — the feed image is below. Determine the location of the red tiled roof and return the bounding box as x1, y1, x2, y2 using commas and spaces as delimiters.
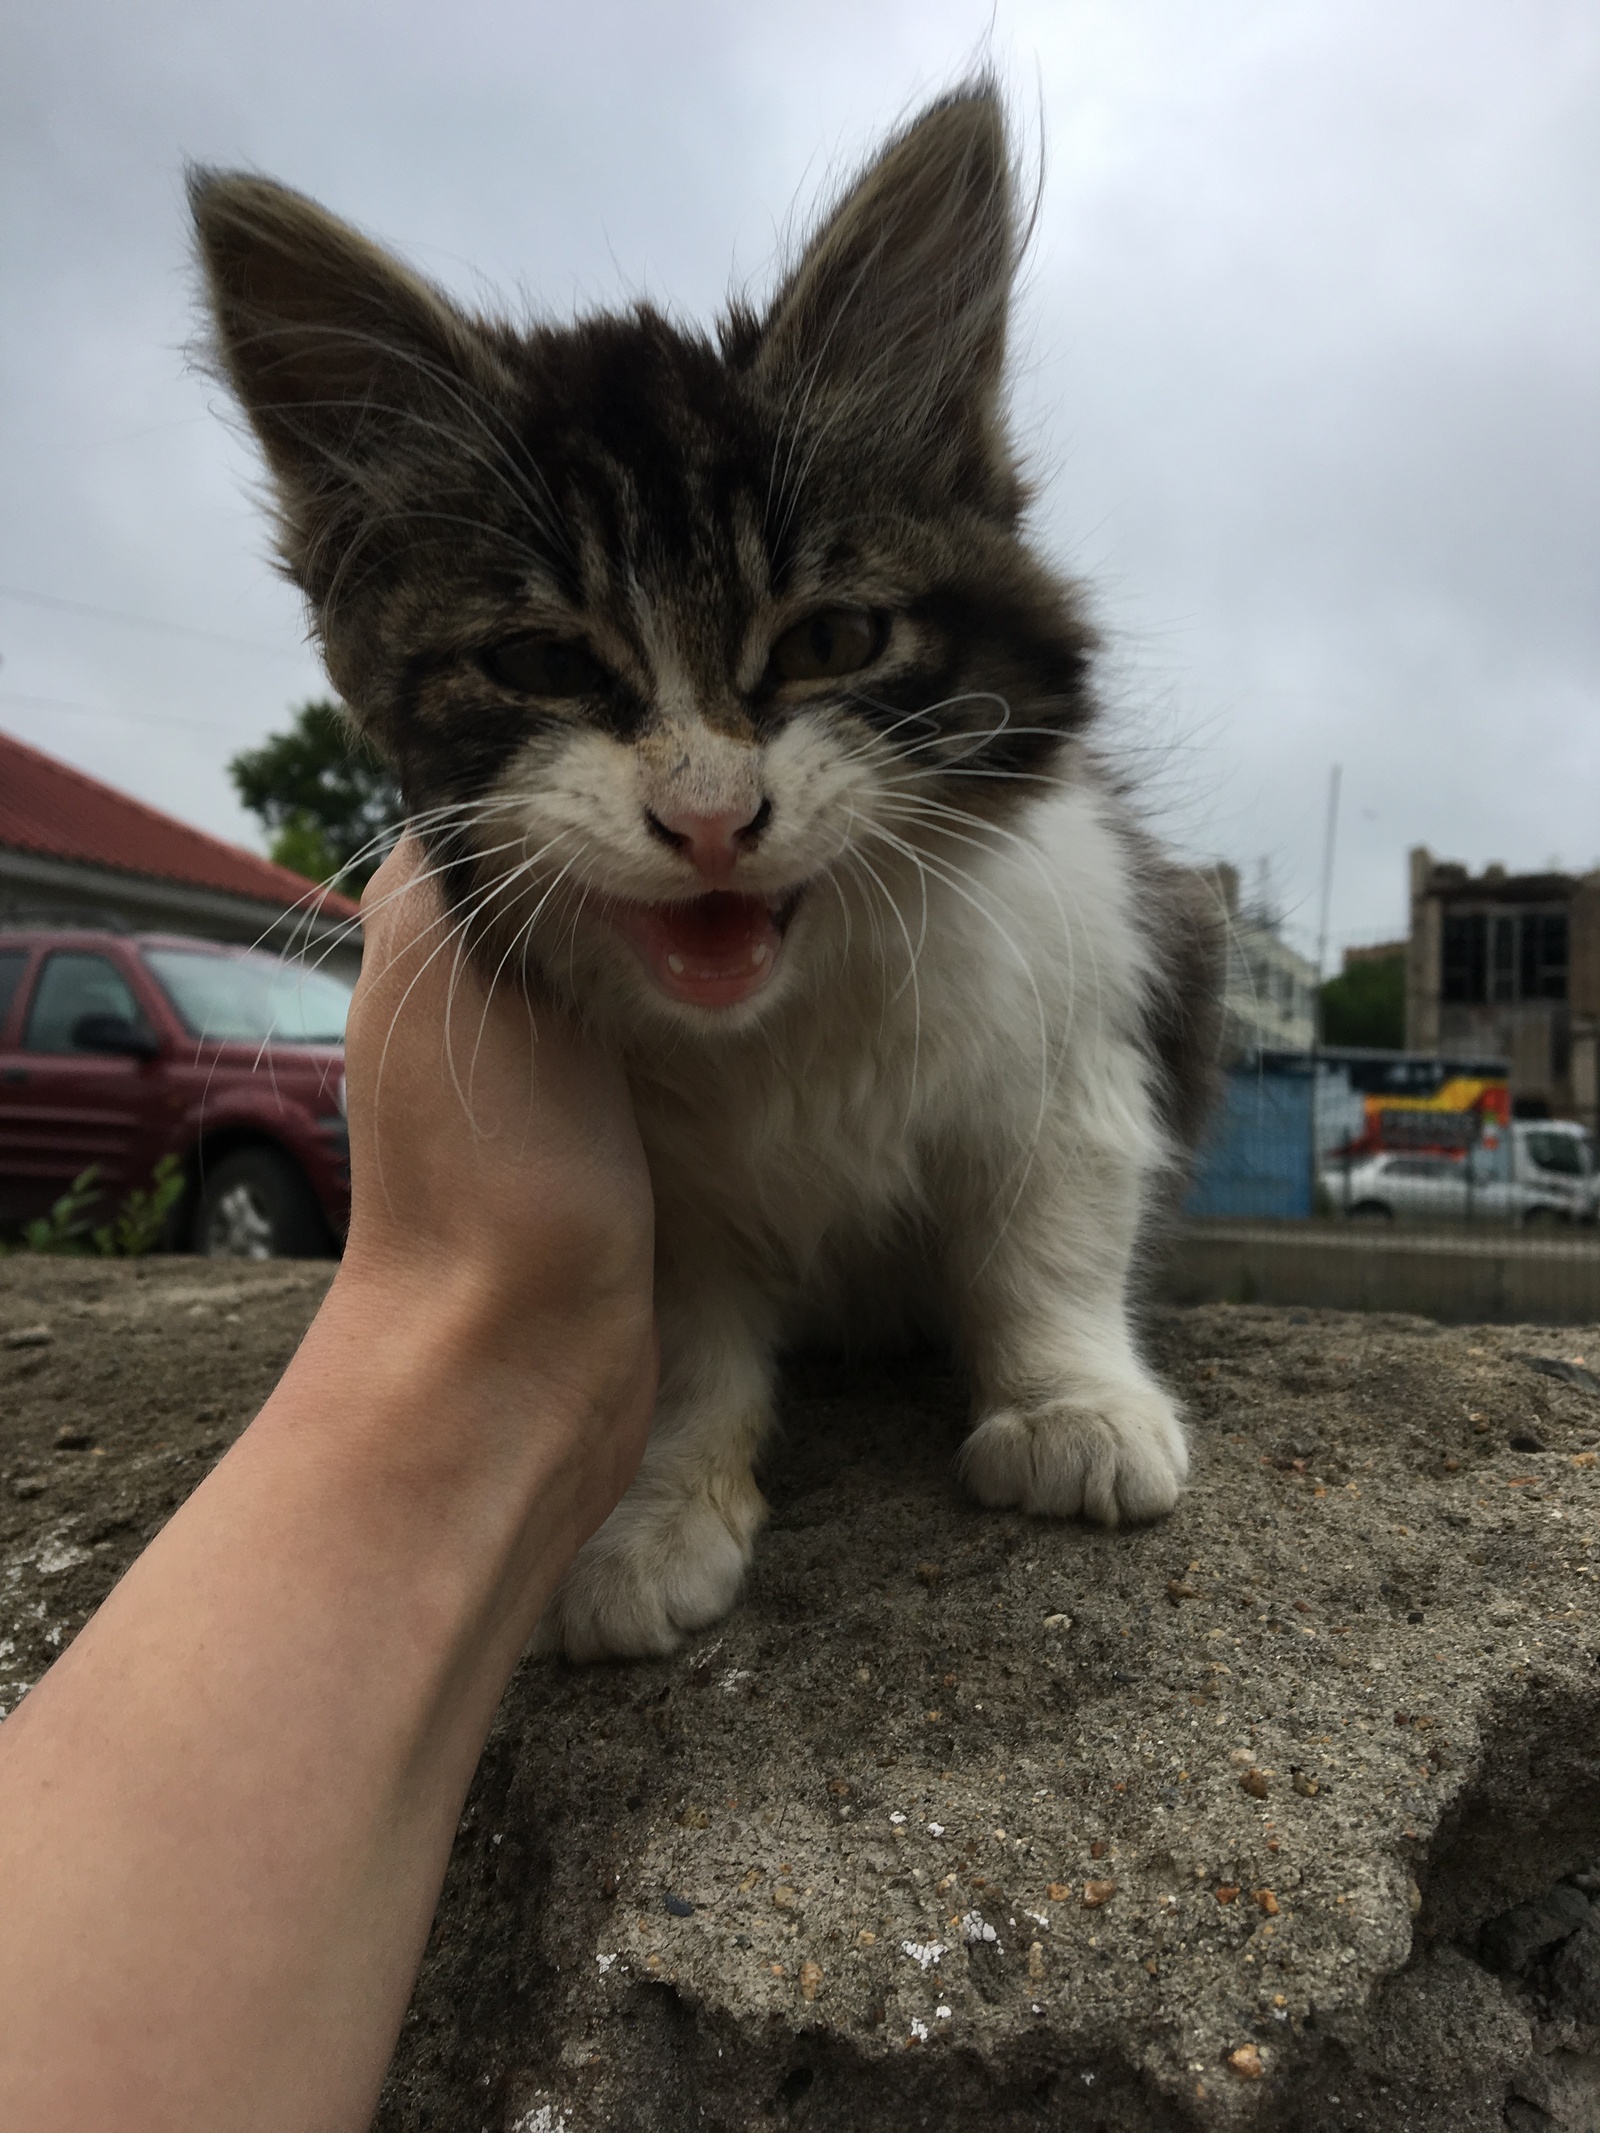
0, 729, 360, 920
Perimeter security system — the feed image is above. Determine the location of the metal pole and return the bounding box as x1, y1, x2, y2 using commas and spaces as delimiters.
1310, 766, 1342, 1217
1314, 765, 1342, 1023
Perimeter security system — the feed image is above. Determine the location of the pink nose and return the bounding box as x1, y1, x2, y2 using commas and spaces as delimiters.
646, 798, 771, 885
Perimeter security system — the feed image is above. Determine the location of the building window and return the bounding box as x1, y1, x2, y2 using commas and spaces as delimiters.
1441, 906, 1567, 1005
1442, 912, 1486, 1003
1491, 915, 1516, 1003
1520, 910, 1568, 1001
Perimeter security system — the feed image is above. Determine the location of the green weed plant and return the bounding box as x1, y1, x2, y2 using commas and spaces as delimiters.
9, 1156, 185, 1258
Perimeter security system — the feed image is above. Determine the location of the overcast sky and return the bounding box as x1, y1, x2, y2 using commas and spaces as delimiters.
3, 0, 1596, 963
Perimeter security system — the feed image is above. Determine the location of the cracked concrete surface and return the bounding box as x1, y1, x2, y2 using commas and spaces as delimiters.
2, 1258, 1598, 2129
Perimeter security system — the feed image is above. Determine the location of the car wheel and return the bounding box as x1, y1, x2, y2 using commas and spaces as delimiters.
192, 1147, 332, 1260
1522, 1206, 1568, 1228
1347, 1201, 1394, 1223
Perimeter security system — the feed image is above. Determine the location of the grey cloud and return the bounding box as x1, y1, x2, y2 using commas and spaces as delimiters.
2, 0, 1595, 960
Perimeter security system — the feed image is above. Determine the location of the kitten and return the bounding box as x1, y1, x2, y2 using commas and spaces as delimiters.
191, 82, 1222, 1661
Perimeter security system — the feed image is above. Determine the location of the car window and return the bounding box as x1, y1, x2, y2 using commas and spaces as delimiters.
1388, 1156, 1457, 1180
23, 952, 148, 1054
0, 950, 28, 1034
1523, 1131, 1585, 1178
142, 946, 351, 1045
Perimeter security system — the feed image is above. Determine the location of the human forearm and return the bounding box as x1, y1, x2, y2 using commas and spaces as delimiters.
0, 1252, 651, 2132
0, 840, 657, 2128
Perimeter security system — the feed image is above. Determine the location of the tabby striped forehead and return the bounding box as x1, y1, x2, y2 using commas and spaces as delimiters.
362, 299, 1094, 812
372, 309, 899, 746
459, 313, 830, 728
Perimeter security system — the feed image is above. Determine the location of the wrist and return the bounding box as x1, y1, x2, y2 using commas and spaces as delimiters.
257, 1256, 655, 1621
334, 1201, 651, 1392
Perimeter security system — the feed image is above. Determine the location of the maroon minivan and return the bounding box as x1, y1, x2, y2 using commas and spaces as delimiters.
0, 928, 351, 1258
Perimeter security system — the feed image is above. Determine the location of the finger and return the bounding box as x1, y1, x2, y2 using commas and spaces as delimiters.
347, 838, 467, 1053
357, 835, 438, 960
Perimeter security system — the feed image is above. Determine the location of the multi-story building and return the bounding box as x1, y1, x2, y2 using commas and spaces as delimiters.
1406, 847, 1599, 1131
1206, 863, 1319, 1055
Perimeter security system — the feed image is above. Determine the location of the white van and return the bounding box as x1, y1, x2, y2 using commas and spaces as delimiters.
1321, 1120, 1597, 1225
1510, 1120, 1598, 1219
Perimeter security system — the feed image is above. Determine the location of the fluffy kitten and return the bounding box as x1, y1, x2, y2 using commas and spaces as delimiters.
191, 83, 1222, 1661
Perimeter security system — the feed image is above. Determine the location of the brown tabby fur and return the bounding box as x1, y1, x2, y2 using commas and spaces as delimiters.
192, 83, 1222, 1660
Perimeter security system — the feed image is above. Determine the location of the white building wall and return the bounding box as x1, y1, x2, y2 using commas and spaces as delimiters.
1224, 920, 1318, 1054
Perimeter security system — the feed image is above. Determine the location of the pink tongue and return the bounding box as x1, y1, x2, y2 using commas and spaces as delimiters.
615, 892, 782, 1008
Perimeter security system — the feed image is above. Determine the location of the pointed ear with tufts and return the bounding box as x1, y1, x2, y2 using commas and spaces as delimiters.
188, 169, 508, 586
754, 85, 1021, 498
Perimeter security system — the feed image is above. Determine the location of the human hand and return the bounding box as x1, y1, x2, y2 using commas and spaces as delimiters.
322, 835, 658, 1542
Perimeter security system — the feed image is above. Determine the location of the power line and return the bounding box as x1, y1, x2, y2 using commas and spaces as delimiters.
0, 583, 305, 657
0, 692, 259, 737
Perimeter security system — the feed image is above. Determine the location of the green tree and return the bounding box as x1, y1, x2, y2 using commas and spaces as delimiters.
1321, 952, 1405, 1049
229, 701, 403, 892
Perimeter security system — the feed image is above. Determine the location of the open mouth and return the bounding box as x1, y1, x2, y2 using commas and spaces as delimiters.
609, 889, 804, 1009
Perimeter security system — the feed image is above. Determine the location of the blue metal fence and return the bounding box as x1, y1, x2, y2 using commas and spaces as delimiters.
1186, 1065, 1313, 1218
1185, 1058, 1365, 1219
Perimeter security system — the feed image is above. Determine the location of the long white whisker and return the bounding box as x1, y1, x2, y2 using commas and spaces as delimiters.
366, 834, 582, 1197
853, 820, 1062, 1270
841, 832, 925, 1119
461, 844, 586, 1109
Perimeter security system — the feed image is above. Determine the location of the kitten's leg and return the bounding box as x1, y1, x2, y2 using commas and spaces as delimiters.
952, 1122, 1186, 1527
539, 1275, 774, 1662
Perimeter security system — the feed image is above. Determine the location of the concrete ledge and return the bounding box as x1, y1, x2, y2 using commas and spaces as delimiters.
1164, 1222, 1600, 1325
6, 1260, 1600, 2129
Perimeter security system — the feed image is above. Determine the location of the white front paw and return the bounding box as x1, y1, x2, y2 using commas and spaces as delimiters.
538, 1475, 765, 1663
960, 1379, 1187, 1527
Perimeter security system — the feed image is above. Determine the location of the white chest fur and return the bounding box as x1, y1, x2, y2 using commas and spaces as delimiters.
623, 781, 1162, 1305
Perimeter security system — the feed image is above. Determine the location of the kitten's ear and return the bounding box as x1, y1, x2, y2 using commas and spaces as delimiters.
754, 85, 1019, 490
189, 170, 505, 574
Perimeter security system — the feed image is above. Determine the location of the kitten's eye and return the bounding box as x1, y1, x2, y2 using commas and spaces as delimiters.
767, 608, 884, 685
481, 635, 605, 698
